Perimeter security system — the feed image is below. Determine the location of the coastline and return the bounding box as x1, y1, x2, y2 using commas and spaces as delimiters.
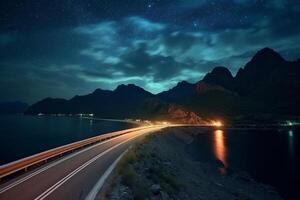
0, 115, 137, 165
100, 127, 282, 200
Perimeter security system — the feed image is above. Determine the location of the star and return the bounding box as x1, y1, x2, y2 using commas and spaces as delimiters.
148, 4, 152, 8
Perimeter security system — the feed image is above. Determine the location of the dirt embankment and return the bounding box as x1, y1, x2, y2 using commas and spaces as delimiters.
99, 127, 282, 200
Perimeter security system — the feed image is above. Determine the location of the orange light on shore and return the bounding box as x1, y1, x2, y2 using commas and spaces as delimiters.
154, 121, 170, 125
211, 120, 223, 127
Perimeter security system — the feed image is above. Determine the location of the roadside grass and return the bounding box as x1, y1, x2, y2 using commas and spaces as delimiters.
149, 166, 181, 193
105, 135, 152, 199
105, 132, 181, 199
121, 164, 150, 200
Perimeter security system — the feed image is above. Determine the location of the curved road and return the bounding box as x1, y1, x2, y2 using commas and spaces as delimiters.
0, 125, 166, 200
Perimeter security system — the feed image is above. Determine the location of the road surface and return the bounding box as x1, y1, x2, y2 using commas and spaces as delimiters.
0, 125, 166, 200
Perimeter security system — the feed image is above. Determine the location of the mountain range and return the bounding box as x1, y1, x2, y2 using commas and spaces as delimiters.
25, 48, 300, 124
0, 101, 28, 114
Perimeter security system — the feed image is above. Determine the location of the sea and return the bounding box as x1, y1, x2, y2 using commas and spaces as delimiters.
186, 127, 299, 200
0, 114, 136, 165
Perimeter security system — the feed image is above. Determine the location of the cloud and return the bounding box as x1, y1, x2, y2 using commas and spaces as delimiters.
1, 0, 300, 103
125, 16, 166, 32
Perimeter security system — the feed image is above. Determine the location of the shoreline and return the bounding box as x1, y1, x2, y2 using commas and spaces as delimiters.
100, 127, 282, 200
0, 115, 137, 166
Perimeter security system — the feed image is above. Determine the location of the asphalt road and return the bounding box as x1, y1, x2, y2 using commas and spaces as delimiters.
0, 125, 166, 200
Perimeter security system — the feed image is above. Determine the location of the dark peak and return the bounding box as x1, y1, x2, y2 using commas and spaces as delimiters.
209, 66, 233, 77
71, 88, 108, 100
0, 101, 29, 114
176, 80, 193, 87
203, 66, 233, 82
0, 100, 28, 105
92, 88, 105, 94
116, 83, 139, 90
251, 47, 285, 63
115, 84, 150, 94
202, 66, 234, 90
257, 47, 278, 54
39, 97, 67, 103
177, 80, 188, 85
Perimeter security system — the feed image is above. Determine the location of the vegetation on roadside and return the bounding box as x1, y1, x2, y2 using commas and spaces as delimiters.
100, 128, 282, 200
104, 133, 181, 200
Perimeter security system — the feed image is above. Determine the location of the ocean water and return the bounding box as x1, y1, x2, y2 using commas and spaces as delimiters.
0, 114, 136, 165
186, 127, 300, 200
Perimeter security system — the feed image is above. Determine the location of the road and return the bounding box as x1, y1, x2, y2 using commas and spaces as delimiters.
0, 125, 166, 200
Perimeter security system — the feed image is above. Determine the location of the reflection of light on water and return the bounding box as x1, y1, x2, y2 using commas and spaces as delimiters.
89, 119, 93, 126
288, 130, 294, 158
213, 130, 228, 174
289, 130, 294, 137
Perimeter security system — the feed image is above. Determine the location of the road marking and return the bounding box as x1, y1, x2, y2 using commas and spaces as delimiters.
0, 129, 143, 194
34, 131, 147, 200
85, 146, 130, 200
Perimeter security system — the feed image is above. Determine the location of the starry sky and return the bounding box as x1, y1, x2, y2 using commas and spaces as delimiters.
0, 0, 300, 103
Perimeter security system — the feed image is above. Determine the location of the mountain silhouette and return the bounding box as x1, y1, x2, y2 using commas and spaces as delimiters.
25, 84, 204, 123
235, 47, 300, 114
158, 81, 195, 104
159, 47, 300, 118
235, 47, 286, 95
26, 47, 300, 122
202, 66, 235, 90
26, 84, 153, 117
0, 101, 28, 114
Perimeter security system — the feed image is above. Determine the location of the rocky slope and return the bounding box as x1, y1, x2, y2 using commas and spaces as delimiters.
0, 101, 28, 114
26, 47, 300, 122
25, 84, 205, 124
158, 47, 300, 117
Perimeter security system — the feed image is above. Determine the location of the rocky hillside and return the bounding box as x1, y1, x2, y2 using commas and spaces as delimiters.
25, 84, 205, 124
26, 47, 300, 122
158, 48, 300, 117
0, 101, 28, 114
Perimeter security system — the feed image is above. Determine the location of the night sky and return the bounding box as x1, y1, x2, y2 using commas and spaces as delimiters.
0, 0, 300, 103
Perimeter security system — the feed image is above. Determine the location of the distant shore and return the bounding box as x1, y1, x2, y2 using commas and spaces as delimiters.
100, 127, 282, 200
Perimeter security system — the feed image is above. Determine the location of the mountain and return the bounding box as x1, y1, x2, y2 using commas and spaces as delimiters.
25, 98, 70, 115
26, 84, 154, 117
0, 101, 28, 114
235, 47, 287, 95
235, 47, 300, 114
26, 47, 300, 122
202, 66, 235, 91
68, 84, 155, 118
158, 81, 195, 104
158, 47, 300, 118
25, 84, 205, 124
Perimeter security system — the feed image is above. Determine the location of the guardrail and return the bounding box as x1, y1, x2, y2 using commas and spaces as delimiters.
0, 126, 149, 180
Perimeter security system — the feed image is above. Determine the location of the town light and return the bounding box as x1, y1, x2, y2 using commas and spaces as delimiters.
211, 120, 223, 127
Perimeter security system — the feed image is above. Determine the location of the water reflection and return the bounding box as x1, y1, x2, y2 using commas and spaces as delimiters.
213, 129, 228, 174
288, 130, 294, 158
